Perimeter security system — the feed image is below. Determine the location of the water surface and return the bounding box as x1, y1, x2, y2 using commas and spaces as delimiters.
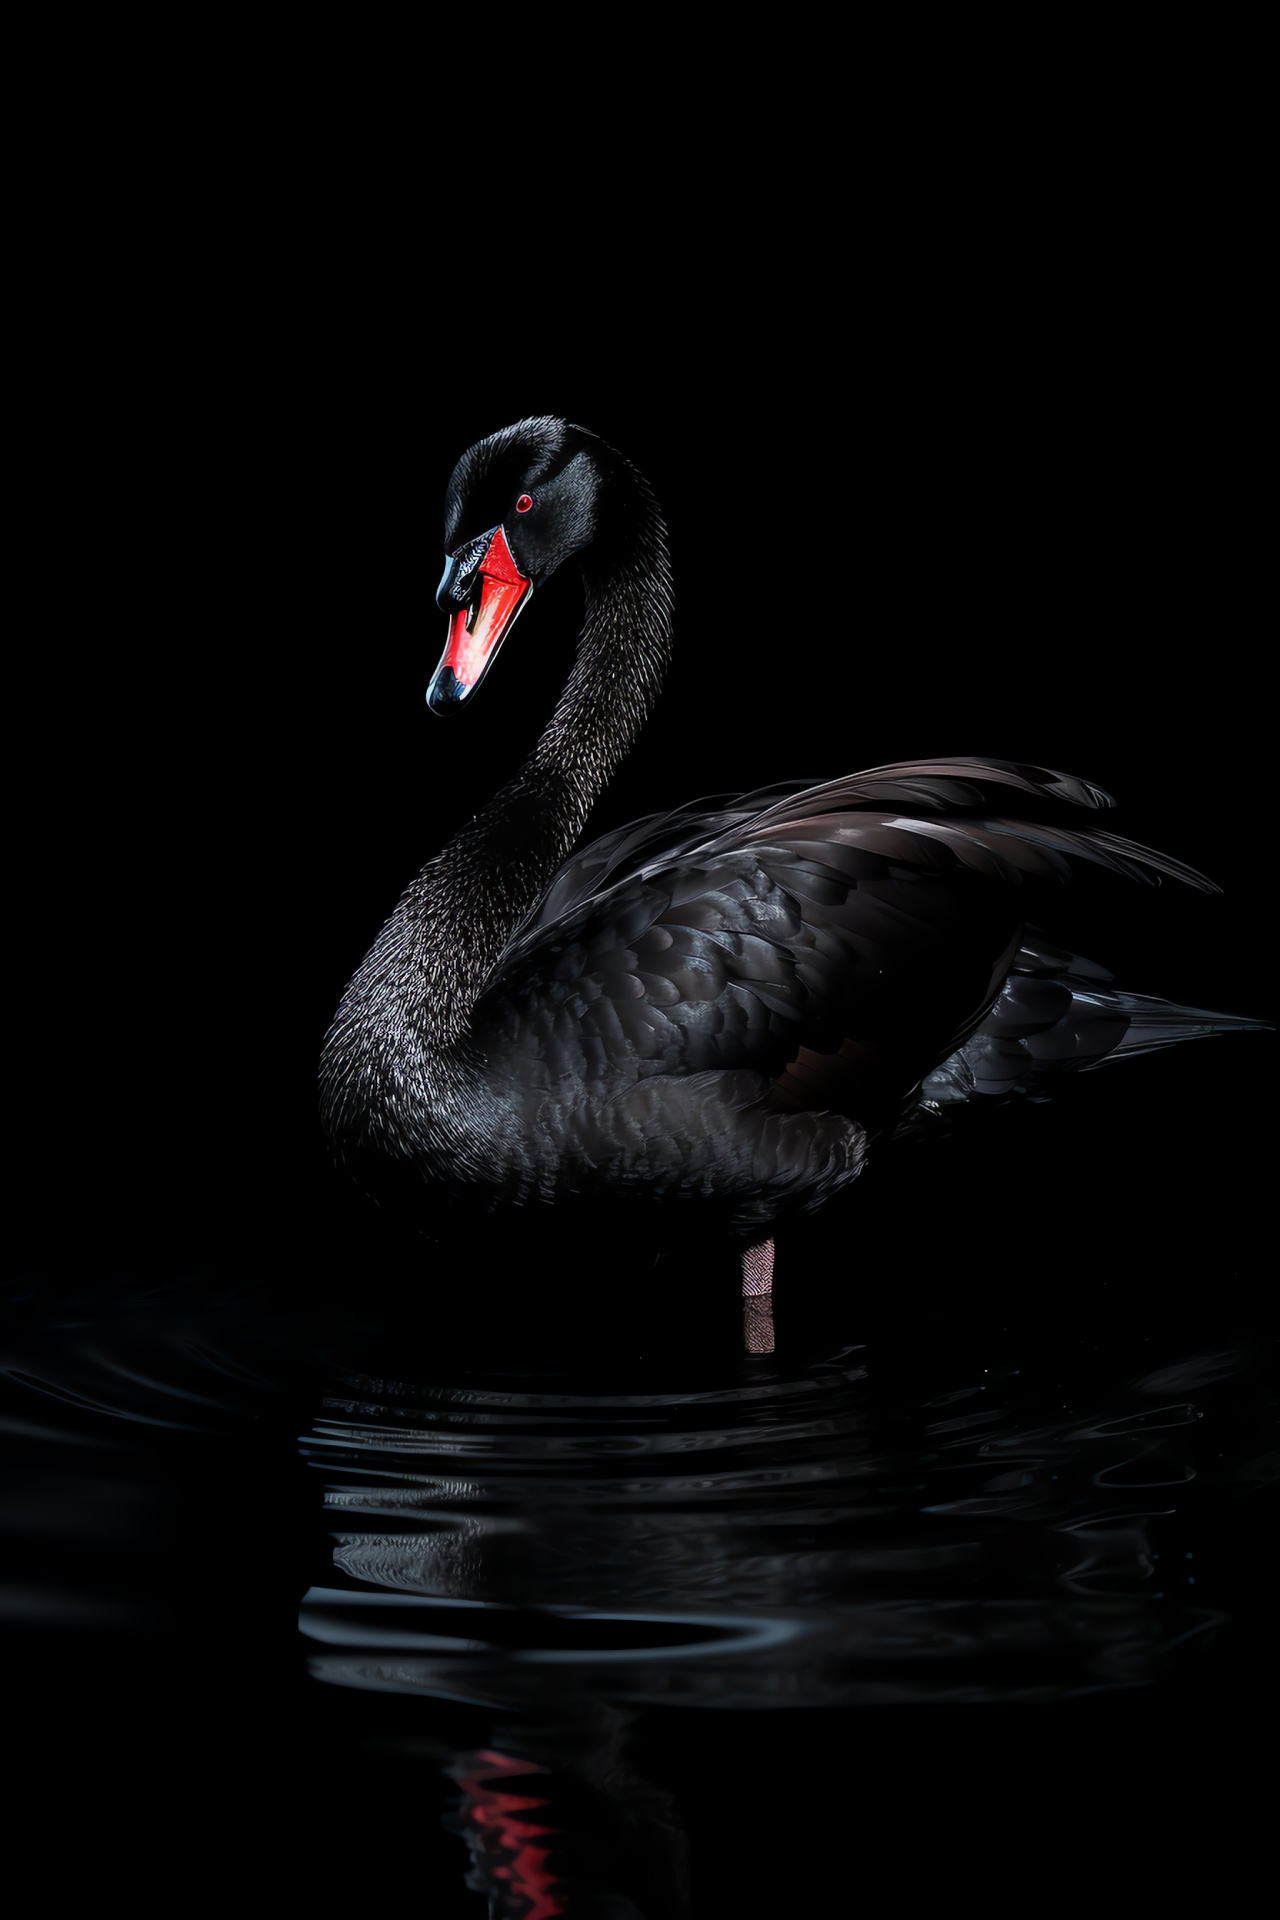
5, 1217, 1274, 1914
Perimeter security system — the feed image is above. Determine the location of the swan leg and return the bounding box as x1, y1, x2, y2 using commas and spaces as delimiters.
741, 1238, 775, 1354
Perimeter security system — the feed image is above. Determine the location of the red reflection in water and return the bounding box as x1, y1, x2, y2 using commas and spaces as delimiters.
447, 1748, 565, 1919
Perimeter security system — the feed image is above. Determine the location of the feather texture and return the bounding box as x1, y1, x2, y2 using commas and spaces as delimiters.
915, 930, 1269, 1117
319, 423, 1259, 1244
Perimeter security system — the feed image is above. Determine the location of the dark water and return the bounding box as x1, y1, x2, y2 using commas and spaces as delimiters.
4, 1068, 1275, 1914
303, 1346, 1252, 1715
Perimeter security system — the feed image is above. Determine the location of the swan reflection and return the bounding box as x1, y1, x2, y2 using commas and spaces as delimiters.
1, 1263, 1270, 1916
292, 1331, 1262, 1910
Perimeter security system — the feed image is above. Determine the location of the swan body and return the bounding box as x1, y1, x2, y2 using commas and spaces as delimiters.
318, 419, 1253, 1241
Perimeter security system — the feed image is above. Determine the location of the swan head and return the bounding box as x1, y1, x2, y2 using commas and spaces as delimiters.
428, 416, 615, 714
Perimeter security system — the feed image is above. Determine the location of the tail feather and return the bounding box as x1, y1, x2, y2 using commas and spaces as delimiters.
910, 932, 1270, 1124
1079, 993, 1271, 1069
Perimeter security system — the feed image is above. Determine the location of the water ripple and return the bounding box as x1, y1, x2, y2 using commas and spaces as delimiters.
299, 1340, 1259, 1709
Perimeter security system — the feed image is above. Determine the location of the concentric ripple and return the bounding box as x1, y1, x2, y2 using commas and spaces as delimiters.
299, 1341, 1262, 1707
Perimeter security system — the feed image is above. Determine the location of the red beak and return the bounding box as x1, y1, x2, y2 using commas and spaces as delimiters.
428, 525, 532, 712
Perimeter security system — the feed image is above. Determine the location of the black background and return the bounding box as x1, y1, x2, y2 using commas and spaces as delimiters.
10, 103, 1273, 1910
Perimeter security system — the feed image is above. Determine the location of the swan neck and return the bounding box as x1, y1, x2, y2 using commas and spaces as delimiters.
387, 482, 671, 1052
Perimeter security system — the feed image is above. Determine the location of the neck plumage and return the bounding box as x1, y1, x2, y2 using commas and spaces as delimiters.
319, 476, 672, 1165
410, 516, 673, 1043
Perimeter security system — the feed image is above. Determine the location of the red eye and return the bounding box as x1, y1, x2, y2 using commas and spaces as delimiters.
515, 494, 533, 513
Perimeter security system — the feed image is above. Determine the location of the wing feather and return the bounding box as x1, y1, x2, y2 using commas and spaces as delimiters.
472, 761, 1218, 1135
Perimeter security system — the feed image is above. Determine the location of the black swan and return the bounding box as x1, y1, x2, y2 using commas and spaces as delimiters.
318, 417, 1258, 1341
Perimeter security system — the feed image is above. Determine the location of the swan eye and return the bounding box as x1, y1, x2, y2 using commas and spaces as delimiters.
515, 494, 533, 514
